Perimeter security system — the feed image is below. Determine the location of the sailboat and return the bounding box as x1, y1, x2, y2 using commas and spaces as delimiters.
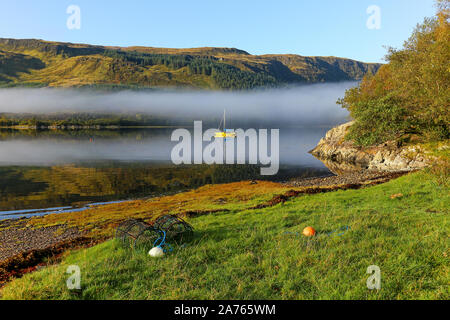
215, 109, 236, 138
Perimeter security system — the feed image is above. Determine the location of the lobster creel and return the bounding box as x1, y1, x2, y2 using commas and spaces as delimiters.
115, 219, 162, 249
152, 214, 194, 242
115, 215, 194, 248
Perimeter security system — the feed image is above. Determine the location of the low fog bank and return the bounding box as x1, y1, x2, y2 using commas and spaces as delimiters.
0, 83, 355, 126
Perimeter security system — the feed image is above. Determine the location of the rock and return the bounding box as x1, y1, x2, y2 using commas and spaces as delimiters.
311, 121, 430, 173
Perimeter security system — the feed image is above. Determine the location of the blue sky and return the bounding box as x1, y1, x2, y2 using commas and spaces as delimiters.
0, 0, 437, 63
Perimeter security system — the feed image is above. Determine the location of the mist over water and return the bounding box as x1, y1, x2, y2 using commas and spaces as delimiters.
0, 82, 353, 126
0, 83, 356, 165
0, 83, 357, 211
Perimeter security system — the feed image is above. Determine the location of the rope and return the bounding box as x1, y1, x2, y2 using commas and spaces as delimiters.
326, 225, 350, 237
153, 230, 173, 253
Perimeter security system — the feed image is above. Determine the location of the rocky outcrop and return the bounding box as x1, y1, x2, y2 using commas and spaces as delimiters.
310, 121, 430, 174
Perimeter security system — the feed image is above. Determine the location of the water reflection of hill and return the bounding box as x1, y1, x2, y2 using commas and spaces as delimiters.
0, 163, 330, 211
0, 128, 173, 140
0, 127, 332, 210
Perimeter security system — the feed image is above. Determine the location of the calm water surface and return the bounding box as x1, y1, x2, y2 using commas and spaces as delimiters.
0, 127, 332, 214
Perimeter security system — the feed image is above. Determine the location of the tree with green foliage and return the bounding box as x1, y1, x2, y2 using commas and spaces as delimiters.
103, 50, 277, 89
338, 0, 449, 146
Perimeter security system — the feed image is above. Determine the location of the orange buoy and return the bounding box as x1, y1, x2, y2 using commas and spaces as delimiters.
302, 226, 316, 237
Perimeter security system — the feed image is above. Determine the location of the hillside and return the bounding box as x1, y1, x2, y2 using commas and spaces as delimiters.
0, 38, 381, 90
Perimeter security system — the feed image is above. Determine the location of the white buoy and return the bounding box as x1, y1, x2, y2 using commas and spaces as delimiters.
149, 246, 164, 258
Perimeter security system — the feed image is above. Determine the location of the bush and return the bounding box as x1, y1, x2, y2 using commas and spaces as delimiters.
345, 94, 410, 146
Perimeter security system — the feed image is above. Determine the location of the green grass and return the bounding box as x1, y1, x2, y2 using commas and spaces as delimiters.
1, 170, 448, 300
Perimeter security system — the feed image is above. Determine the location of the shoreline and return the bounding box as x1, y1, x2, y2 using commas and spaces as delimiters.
0, 124, 340, 130
0, 169, 409, 286
0, 121, 430, 287
0, 200, 130, 221
0, 125, 189, 130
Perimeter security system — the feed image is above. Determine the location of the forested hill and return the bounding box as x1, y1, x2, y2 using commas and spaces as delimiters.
0, 38, 381, 90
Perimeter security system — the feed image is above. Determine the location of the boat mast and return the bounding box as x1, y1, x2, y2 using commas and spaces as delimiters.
223, 109, 226, 163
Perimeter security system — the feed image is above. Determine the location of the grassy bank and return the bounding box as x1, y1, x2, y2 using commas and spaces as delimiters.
1, 169, 448, 300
